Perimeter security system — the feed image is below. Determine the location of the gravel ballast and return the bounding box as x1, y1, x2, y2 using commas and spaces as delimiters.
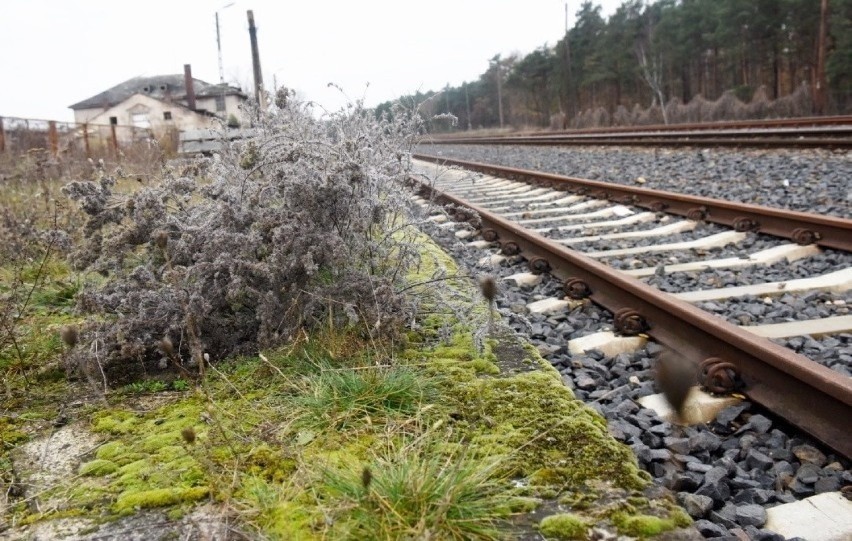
419, 144, 852, 218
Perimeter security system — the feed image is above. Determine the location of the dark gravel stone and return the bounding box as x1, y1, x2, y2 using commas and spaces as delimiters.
792, 444, 828, 466
648, 448, 673, 462
694, 519, 728, 538
745, 449, 774, 471
710, 503, 738, 528
689, 431, 722, 453
697, 479, 731, 503
767, 447, 794, 462
795, 463, 822, 484
664, 437, 691, 455
679, 492, 714, 518
735, 503, 767, 527
733, 488, 774, 505
815, 475, 842, 493
743, 414, 772, 434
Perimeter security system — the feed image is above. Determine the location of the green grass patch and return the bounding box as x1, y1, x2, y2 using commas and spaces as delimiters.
321, 444, 509, 540
290, 363, 436, 430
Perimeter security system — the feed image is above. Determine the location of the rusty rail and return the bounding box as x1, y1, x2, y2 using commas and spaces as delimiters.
413, 154, 852, 252
416, 176, 852, 458
430, 114, 852, 139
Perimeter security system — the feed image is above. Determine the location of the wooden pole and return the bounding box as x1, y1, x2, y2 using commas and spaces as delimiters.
0, 116, 5, 153
82, 123, 91, 159
48, 121, 58, 157
247, 10, 264, 113
110, 123, 119, 156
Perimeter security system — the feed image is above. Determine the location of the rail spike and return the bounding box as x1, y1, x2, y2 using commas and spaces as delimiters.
481, 229, 499, 242
649, 201, 668, 212
614, 308, 648, 335
699, 357, 741, 394
687, 206, 708, 221
564, 278, 592, 299
791, 227, 821, 245
528, 257, 551, 275
733, 217, 759, 232
501, 241, 521, 256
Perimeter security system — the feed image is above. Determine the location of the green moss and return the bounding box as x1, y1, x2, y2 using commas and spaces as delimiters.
79, 459, 118, 476
92, 410, 139, 434
612, 509, 691, 538
440, 368, 646, 489
113, 486, 209, 514
505, 496, 540, 513
470, 357, 500, 375
539, 513, 589, 540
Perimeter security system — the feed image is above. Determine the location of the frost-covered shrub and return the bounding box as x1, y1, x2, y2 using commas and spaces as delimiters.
63, 99, 426, 384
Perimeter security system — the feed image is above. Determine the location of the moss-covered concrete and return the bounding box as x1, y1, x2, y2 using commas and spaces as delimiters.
2, 225, 693, 539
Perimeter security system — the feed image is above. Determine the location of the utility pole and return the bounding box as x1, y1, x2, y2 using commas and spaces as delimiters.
215, 3, 235, 85
247, 10, 265, 112
814, 0, 829, 115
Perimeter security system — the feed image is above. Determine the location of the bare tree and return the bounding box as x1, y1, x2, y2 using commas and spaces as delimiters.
636, 44, 668, 125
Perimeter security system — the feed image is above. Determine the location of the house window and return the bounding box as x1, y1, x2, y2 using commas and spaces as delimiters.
109, 116, 118, 125
215, 95, 226, 112
163, 111, 173, 120
131, 112, 150, 128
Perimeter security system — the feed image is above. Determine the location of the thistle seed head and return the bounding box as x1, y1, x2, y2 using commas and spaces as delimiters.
478, 275, 497, 303
154, 230, 169, 249
361, 466, 372, 490
159, 336, 175, 357
60, 325, 78, 348
181, 426, 196, 445
655, 349, 695, 419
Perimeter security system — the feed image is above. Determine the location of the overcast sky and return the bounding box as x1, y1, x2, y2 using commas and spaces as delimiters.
1, 0, 622, 122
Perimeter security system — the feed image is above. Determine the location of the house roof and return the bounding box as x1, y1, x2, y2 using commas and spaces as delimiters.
69, 74, 247, 110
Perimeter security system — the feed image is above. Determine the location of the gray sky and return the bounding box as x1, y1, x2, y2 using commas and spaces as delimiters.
1, 0, 621, 122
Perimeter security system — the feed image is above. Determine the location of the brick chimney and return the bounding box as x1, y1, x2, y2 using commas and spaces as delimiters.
183, 64, 196, 111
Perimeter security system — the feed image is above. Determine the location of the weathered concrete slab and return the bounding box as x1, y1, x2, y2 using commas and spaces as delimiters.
764, 492, 852, 541
504, 272, 543, 287
585, 231, 747, 258
742, 315, 852, 339
428, 214, 448, 223
557, 220, 695, 244
478, 254, 508, 266
674, 267, 852, 302
468, 240, 495, 249
567, 331, 647, 357
637, 387, 742, 425
527, 297, 574, 314
532, 212, 657, 234
623, 243, 821, 277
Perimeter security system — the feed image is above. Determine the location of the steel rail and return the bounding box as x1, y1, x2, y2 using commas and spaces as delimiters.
429, 114, 852, 138
413, 154, 852, 252
416, 178, 852, 458
424, 136, 852, 149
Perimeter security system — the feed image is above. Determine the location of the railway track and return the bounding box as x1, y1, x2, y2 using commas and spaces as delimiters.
428, 115, 852, 149
411, 155, 852, 459
410, 154, 852, 536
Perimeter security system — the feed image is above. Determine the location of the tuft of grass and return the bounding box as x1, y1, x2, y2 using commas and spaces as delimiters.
291, 364, 435, 430
322, 446, 510, 540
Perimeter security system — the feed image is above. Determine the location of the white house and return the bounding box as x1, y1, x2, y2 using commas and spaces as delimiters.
69, 68, 249, 140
